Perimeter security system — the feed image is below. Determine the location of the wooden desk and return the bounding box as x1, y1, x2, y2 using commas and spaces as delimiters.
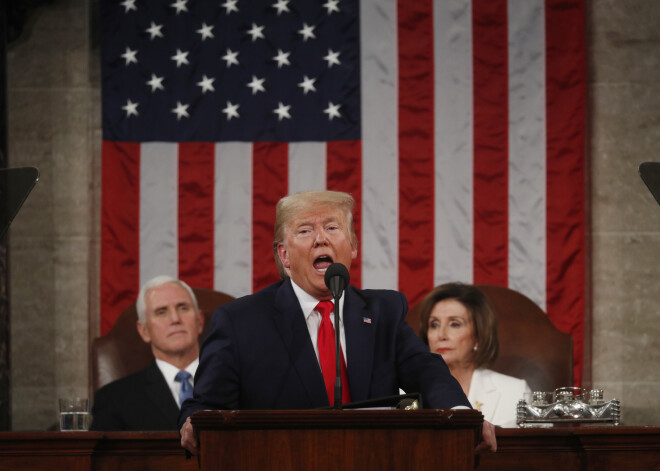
0, 431, 195, 471
191, 409, 483, 471
0, 426, 658, 470
480, 425, 660, 471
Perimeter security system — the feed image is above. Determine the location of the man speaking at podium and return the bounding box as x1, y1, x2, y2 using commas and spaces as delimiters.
179, 190, 496, 453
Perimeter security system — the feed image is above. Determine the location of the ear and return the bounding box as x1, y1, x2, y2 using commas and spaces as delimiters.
136, 320, 151, 344
277, 243, 290, 269
196, 310, 205, 335
351, 244, 358, 261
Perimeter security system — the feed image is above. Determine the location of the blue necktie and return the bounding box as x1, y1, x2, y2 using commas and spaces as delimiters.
175, 370, 193, 406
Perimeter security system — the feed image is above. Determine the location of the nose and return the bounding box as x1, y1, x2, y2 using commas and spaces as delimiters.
314, 228, 329, 246
168, 307, 182, 323
436, 324, 448, 340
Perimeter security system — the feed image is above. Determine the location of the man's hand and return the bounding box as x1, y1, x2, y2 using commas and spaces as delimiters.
475, 420, 497, 453
180, 417, 199, 455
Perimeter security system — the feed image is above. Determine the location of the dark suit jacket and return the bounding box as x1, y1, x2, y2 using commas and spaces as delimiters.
90, 361, 180, 431
179, 279, 470, 425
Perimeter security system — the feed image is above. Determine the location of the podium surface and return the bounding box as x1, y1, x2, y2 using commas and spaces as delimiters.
191, 408, 483, 471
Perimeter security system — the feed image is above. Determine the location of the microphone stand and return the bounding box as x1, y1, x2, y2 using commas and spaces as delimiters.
324, 262, 350, 410
333, 295, 342, 409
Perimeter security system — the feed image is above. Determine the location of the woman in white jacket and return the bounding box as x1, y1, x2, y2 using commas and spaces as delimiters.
417, 283, 531, 427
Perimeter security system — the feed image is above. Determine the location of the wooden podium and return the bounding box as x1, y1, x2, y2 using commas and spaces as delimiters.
190, 408, 483, 471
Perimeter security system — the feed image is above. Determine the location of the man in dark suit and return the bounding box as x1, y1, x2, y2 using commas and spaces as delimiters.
179, 190, 496, 452
90, 276, 204, 430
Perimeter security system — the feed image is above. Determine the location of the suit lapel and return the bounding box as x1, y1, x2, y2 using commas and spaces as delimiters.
470, 370, 502, 422
272, 280, 328, 407
343, 287, 376, 402
143, 362, 179, 424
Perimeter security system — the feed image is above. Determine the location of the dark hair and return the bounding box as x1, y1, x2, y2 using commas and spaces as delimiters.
417, 282, 499, 369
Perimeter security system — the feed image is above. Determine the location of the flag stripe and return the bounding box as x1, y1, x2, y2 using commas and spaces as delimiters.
472, 0, 509, 286
398, 0, 436, 306
140, 143, 178, 283
214, 143, 253, 298
178, 142, 214, 289
545, 0, 586, 385
252, 142, 288, 292
100, 141, 140, 334
327, 140, 363, 288
433, 0, 474, 285
507, 0, 547, 306
289, 143, 326, 195
360, 0, 399, 291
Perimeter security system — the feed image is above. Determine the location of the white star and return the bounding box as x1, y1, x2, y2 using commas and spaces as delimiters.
146, 74, 165, 92
145, 22, 164, 40
298, 75, 316, 94
273, 102, 291, 121
121, 47, 138, 65
172, 101, 190, 120
197, 22, 215, 41
247, 23, 265, 42
221, 0, 239, 14
271, 0, 290, 15
171, 48, 190, 67
324, 102, 341, 120
273, 49, 291, 68
221, 48, 239, 67
120, 0, 137, 13
222, 101, 240, 120
323, 49, 341, 68
121, 99, 139, 117
197, 75, 215, 93
246, 75, 266, 95
170, 0, 188, 14
298, 23, 316, 42
323, 0, 340, 14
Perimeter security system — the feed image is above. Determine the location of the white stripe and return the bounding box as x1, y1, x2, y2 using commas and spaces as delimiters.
433, 0, 474, 285
139, 143, 178, 285
289, 142, 327, 194
360, 0, 399, 290
214, 142, 253, 297
507, 0, 546, 308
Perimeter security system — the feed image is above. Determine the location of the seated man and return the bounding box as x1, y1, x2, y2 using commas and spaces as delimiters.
90, 275, 204, 431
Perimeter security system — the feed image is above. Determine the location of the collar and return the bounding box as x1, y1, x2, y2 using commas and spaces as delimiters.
290, 278, 346, 322
155, 357, 199, 385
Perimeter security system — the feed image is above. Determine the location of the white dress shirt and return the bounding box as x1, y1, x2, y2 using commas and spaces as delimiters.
290, 279, 347, 365
155, 358, 199, 408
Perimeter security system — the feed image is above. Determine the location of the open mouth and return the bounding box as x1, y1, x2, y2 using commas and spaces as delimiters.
313, 255, 333, 273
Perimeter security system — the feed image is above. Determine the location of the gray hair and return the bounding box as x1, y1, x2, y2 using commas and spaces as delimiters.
136, 275, 199, 323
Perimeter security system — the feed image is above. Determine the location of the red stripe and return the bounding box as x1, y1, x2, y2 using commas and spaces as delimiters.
252, 142, 288, 292
397, 0, 435, 307
545, 0, 586, 386
472, 0, 509, 286
178, 143, 215, 289
100, 141, 140, 335
327, 140, 362, 289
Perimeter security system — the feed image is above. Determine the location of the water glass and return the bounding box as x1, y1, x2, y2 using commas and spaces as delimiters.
59, 398, 89, 431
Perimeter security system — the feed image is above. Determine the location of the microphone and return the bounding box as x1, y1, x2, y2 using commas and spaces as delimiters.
324, 263, 350, 300
323, 263, 350, 408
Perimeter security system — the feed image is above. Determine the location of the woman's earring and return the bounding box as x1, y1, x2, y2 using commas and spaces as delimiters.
473, 345, 478, 351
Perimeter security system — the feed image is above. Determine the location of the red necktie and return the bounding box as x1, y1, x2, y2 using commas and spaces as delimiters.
316, 301, 351, 405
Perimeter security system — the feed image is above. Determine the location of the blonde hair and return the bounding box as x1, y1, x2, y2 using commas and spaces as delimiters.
272, 190, 358, 279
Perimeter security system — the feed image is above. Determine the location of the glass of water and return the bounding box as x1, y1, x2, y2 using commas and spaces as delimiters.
59, 398, 89, 431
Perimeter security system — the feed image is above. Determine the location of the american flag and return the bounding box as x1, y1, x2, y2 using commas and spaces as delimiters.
100, 0, 586, 384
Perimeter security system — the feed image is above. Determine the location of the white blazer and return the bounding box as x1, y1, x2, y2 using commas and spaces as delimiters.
467, 369, 531, 427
